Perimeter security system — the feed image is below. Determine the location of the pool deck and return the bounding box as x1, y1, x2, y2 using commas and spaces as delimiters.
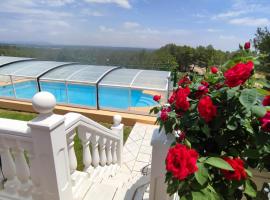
0, 98, 156, 126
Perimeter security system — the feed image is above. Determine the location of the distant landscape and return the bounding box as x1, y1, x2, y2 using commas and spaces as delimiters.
0, 27, 269, 76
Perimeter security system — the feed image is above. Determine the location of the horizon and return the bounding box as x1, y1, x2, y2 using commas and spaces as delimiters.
0, 0, 269, 51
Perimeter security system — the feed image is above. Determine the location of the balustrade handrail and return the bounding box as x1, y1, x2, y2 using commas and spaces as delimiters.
64, 112, 121, 141
0, 118, 31, 138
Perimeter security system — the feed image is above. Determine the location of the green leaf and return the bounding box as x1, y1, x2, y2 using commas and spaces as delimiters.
204, 157, 234, 171
195, 163, 209, 186
245, 169, 253, 177
184, 139, 191, 148
251, 106, 267, 117
244, 179, 257, 198
201, 124, 210, 137
239, 89, 257, 109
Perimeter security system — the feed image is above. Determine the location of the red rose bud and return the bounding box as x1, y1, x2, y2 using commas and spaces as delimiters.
195, 85, 209, 99
221, 157, 247, 181
160, 108, 169, 122
178, 76, 191, 87
153, 95, 161, 102
201, 80, 209, 87
244, 41, 251, 50
166, 144, 198, 180
214, 83, 223, 90
198, 96, 217, 122
168, 91, 176, 104
179, 132, 186, 141
224, 61, 254, 87
259, 111, 270, 132
262, 95, 270, 106
210, 66, 218, 74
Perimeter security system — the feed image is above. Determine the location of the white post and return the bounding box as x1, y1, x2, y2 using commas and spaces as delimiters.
27, 92, 73, 200
111, 115, 123, 166
149, 128, 175, 200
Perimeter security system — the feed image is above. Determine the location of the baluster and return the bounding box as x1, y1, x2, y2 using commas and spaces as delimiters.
67, 131, 77, 174
111, 140, 117, 164
0, 139, 20, 195
90, 134, 100, 168
106, 139, 112, 165
78, 127, 92, 171
13, 143, 32, 198
99, 136, 107, 166
28, 150, 43, 200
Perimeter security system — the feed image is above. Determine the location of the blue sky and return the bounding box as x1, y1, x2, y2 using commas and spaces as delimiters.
0, 0, 269, 51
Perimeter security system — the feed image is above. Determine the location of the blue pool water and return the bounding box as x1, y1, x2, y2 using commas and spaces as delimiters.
0, 81, 158, 109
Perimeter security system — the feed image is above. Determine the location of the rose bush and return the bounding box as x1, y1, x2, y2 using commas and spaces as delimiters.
151, 42, 270, 199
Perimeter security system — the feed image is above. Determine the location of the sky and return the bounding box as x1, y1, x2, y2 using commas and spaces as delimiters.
0, 0, 269, 51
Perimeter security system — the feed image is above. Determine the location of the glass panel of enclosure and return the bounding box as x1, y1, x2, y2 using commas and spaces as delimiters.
98, 85, 131, 111
39, 65, 81, 81
0, 56, 33, 66
11, 76, 38, 100
40, 80, 67, 103
67, 82, 97, 108
98, 69, 140, 111
0, 61, 71, 78
129, 89, 167, 114
0, 75, 15, 98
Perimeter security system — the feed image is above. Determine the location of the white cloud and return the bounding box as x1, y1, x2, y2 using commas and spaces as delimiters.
229, 17, 270, 26
81, 9, 104, 16
212, 10, 247, 20
99, 25, 114, 32
207, 28, 222, 33
84, 0, 131, 9
123, 22, 140, 29
40, 0, 75, 7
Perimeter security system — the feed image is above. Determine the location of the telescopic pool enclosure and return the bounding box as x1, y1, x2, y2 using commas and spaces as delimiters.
0, 56, 171, 114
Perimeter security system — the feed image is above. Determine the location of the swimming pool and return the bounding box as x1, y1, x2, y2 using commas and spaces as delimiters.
0, 81, 158, 109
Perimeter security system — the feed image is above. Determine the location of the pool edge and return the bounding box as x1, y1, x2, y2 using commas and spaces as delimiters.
0, 98, 156, 126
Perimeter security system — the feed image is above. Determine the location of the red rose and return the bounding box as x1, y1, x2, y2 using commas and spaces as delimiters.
221, 157, 247, 181
153, 95, 161, 102
259, 111, 270, 132
175, 87, 190, 111
211, 66, 218, 74
198, 96, 217, 122
160, 108, 169, 122
262, 95, 270, 106
201, 80, 209, 87
224, 61, 254, 87
195, 85, 209, 99
166, 144, 199, 180
168, 91, 176, 104
244, 42, 251, 50
178, 76, 191, 87
214, 83, 223, 90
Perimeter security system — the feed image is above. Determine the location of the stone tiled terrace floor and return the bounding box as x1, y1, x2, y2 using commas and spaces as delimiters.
122, 123, 158, 177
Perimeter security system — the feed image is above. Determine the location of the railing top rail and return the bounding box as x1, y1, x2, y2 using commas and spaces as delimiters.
64, 112, 120, 141
0, 118, 31, 138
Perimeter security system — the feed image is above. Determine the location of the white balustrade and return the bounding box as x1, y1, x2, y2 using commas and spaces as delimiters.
149, 129, 175, 200
0, 91, 124, 200
67, 131, 78, 175
13, 143, 32, 198
78, 127, 92, 171
91, 133, 100, 168
106, 139, 112, 165
99, 136, 107, 166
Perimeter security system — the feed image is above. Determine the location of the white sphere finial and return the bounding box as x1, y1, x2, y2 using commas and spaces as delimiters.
32, 92, 56, 114
113, 115, 122, 126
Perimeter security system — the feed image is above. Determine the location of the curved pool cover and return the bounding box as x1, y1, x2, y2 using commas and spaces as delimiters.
0, 56, 170, 113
